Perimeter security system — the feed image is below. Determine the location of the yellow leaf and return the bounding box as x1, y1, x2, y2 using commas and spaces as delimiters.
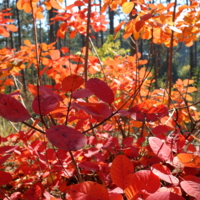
122, 2, 134, 14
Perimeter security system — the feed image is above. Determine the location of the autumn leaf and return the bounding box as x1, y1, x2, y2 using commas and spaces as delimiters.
46, 125, 87, 151
0, 94, 31, 122
122, 2, 134, 14
110, 155, 134, 190
86, 78, 115, 104
68, 181, 109, 200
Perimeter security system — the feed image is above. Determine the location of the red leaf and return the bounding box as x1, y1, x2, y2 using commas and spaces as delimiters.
72, 102, 112, 120
152, 125, 173, 135
24, 186, 42, 200
0, 155, 11, 166
110, 155, 134, 190
180, 175, 200, 199
130, 100, 168, 122
125, 170, 160, 199
103, 137, 119, 150
122, 137, 134, 147
149, 137, 174, 161
109, 193, 123, 200
86, 78, 114, 104
151, 163, 179, 184
0, 146, 18, 154
0, 94, 31, 122
62, 74, 84, 92
140, 13, 152, 21
166, 133, 186, 153
72, 88, 93, 99
78, 161, 99, 171
74, 0, 85, 7
69, 181, 109, 200
0, 171, 12, 186
32, 95, 59, 116
46, 125, 87, 151
146, 191, 185, 200
135, 20, 145, 32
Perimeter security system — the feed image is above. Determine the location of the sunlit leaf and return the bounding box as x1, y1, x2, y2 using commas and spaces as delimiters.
180, 175, 200, 199
149, 137, 174, 162
130, 100, 168, 122
68, 181, 109, 200
50, 49, 60, 60
122, 2, 134, 14
151, 163, 179, 184
50, 0, 62, 10
177, 153, 200, 168
146, 191, 185, 200
125, 170, 160, 199
110, 155, 134, 190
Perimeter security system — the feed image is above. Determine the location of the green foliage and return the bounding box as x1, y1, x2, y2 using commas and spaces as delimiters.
177, 65, 190, 79
94, 35, 129, 60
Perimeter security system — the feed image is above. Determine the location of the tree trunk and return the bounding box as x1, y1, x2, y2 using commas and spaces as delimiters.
109, 7, 114, 35
16, 0, 27, 94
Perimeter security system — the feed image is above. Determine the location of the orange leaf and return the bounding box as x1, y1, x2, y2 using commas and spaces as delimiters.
177, 153, 200, 168
5, 24, 18, 32
101, 2, 109, 13
186, 87, 197, 93
0, 27, 10, 37
114, 21, 125, 37
69, 181, 109, 200
50, 49, 60, 60
110, 155, 134, 190
17, 0, 23, 10
135, 20, 145, 32
24, 39, 32, 47
122, 2, 134, 14
23, 2, 31, 13
50, 0, 62, 10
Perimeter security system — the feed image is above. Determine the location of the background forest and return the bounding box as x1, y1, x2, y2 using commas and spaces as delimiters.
1, 0, 200, 94
0, 0, 200, 200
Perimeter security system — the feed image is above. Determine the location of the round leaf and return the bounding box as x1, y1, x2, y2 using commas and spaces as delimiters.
0, 93, 31, 122
122, 2, 134, 14
180, 175, 200, 199
151, 163, 179, 184
86, 78, 114, 104
46, 125, 87, 151
62, 74, 84, 92
125, 170, 160, 199
149, 137, 174, 162
69, 181, 109, 200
